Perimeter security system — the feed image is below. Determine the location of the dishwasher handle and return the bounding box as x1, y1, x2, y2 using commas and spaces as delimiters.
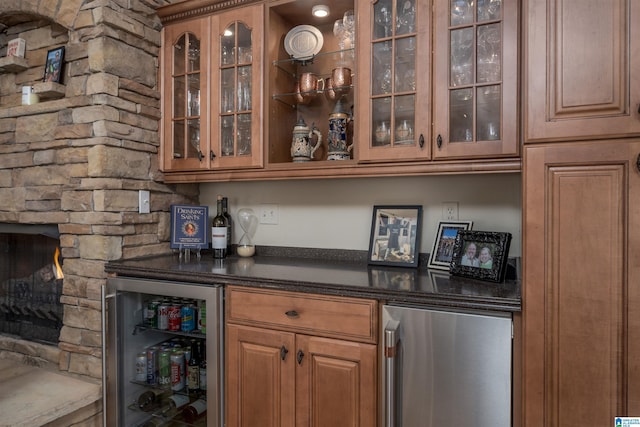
384, 319, 400, 427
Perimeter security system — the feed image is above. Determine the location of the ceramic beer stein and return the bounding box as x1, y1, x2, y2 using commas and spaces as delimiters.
327, 99, 353, 161
291, 118, 322, 162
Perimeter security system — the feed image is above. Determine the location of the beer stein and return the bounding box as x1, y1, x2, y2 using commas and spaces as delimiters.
327, 99, 353, 160
291, 118, 322, 162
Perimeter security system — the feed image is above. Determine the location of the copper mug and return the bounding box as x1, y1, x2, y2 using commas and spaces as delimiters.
299, 72, 324, 94
331, 67, 352, 96
324, 77, 338, 101
294, 80, 312, 105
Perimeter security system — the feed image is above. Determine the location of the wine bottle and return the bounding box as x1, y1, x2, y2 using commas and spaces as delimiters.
157, 393, 191, 418
222, 196, 233, 255
187, 339, 200, 393
136, 388, 172, 412
182, 398, 207, 424
211, 195, 228, 259
199, 339, 207, 392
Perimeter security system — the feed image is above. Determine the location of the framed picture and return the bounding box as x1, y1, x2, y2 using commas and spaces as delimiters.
368, 205, 422, 267
427, 220, 473, 270
43, 46, 64, 83
450, 230, 512, 283
170, 204, 209, 249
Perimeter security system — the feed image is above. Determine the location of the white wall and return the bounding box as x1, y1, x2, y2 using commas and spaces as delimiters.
200, 173, 522, 257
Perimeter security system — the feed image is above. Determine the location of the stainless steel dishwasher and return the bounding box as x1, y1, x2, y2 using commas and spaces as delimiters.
382, 304, 512, 427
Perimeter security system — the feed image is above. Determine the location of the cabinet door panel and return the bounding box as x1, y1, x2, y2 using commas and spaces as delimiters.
296, 335, 376, 427
433, 0, 518, 159
523, 140, 640, 426
524, 0, 640, 142
226, 324, 295, 427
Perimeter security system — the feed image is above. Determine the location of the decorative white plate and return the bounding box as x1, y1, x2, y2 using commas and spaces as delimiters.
284, 25, 324, 60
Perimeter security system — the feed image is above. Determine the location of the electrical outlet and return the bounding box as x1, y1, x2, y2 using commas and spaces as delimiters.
442, 202, 458, 220
259, 204, 279, 224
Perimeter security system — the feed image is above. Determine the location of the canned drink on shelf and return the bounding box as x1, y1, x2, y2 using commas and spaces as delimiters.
145, 300, 161, 328
146, 346, 159, 385
168, 304, 181, 331
170, 349, 185, 391
181, 304, 196, 332
135, 352, 147, 382
158, 349, 171, 389
157, 303, 170, 330
197, 300, 206, 333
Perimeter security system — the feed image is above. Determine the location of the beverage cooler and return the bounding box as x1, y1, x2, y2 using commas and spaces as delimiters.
102, 276, 224, 427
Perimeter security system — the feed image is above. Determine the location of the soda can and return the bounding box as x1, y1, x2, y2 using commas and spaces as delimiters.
170, 349, 185, 391
135, 352, 147, 382
181, 304, 196, 332
146, 300, 161, 328
168, 304, 181, 331
197, 300, 206, 334
146, 346, 159, 385
158, 349, 172, 389
157, 303, 170, 330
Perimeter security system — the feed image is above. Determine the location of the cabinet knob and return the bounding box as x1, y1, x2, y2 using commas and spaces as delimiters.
280, 345, 289, 361
285, 310, 299, 318
197, 150, 204, 161
437, 134, 443, 149
419, 134, 424, 148
210, 150, 216, 160
296, 349, 304, 365
637, 153, 640, 172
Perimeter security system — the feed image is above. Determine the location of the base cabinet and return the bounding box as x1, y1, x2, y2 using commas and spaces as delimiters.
225, 286, 378, 427
522, 139, 640, 426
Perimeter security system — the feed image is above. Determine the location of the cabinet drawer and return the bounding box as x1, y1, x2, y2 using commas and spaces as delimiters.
226, 286, 378, 343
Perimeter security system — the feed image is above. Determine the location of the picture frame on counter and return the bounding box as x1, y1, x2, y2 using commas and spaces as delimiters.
450, 230, 512, 283
427, 220, 473, 271
368, 205, 422, 268
170, 204, 209, 250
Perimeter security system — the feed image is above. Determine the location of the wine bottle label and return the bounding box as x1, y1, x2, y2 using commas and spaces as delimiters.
169, 393, 190, 409
190, 398, 208, 415
211, 226, 227, 249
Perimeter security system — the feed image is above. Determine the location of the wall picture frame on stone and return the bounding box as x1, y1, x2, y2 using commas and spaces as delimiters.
43, 46, 64, 83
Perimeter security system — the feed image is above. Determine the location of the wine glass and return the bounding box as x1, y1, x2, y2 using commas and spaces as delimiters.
333, 19, 345, 51
343, 10, 355, 48
375, 6, 392, 38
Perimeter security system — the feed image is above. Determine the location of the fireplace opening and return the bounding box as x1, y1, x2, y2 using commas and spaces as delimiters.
0, 225, 64, 346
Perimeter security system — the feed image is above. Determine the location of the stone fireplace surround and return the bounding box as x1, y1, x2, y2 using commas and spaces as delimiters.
0, 0, 197, 412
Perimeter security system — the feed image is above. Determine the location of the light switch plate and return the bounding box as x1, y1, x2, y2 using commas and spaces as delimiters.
139, 190, 150, 214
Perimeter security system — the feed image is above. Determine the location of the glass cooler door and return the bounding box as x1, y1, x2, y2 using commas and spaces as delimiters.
102, 277, 223, 427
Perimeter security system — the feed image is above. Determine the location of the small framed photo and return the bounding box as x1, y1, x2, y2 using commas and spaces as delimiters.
368, 205, 422, 268
43, 46, 65, 83
427, 220, 473, 270
450, 230, 512, 283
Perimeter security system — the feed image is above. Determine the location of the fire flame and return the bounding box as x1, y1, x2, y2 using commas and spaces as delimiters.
53, 247, 64, 280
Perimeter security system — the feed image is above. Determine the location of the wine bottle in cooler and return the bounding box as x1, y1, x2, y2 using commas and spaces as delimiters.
211, 195, 228, 259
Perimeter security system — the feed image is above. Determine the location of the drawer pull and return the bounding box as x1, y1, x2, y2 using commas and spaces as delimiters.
285, 310, 299, 318
297, 349, 304, 365
280, 345, 289, 361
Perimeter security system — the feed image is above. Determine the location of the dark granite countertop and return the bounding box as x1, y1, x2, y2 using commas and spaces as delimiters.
105, 249, 521, 313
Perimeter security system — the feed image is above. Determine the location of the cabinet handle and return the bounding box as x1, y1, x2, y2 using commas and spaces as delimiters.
197, 150, 204, 161
419, 134, 424, 148
637, 153, 640, 172
280, 345, 289, 361
437, 134, 443, 149
210, 150, 215, 160
285, 310, 299, 318
296, 349, 304, 365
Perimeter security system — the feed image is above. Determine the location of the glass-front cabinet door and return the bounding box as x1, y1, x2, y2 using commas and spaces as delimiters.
162, 19, 211, 171
210, 5, 263, 169
432, 0, 518, 159
358, 0, 431, 161
358, 0, 431, 162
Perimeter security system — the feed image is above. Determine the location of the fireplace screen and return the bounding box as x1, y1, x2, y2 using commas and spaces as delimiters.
0, 229, 63, 345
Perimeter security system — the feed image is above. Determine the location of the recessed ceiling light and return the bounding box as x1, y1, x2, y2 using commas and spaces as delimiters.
312, 5, 330, 18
